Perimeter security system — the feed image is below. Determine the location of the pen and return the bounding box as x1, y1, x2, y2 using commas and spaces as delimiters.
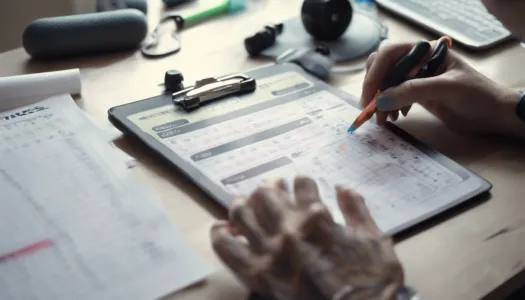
347, 36, 453, 133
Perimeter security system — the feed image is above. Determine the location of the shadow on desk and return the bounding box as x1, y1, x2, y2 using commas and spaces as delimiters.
487, 270, 525, 300
506, 285, 525, 300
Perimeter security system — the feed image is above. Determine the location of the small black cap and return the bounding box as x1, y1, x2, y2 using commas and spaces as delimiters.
315, 44, 330, 56
164, 69, 184, 92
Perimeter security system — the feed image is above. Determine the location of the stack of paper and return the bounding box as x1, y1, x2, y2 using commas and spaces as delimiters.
0, 88, 213, 298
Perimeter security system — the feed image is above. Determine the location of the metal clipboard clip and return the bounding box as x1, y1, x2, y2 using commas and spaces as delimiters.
170, 72, 256, 111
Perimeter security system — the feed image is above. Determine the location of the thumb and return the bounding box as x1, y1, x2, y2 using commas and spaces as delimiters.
375, 76, 449, 111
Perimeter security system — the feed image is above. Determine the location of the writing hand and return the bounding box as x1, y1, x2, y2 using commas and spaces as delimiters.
210, 176, 404, 300
361, 39, 524, 139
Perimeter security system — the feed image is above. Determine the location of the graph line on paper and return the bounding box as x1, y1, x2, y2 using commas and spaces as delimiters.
0, 240, 54, 263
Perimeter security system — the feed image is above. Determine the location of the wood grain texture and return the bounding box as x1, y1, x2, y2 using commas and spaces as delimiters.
2, 0, 525, 299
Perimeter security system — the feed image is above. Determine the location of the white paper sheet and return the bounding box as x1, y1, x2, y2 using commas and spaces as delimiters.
0, 95, 213, 300
82, 110, 137, 168
0, 69, 81, 111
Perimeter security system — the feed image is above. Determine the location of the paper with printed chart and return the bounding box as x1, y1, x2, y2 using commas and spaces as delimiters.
123, 63, 490, 235
0, 94, 213, 300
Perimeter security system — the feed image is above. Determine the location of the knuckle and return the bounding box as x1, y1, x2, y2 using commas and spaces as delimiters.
308, 202, 331, 217
301, 203, 333, 231
229, 204, 245, 222
230, 197, 249, 218
252, 185, 272, 199
402, 79, 420, 95
377, 39, 395, 50
366, 52, 377, 65
279, 228, 297, 244
440, 75, 458, 86
231, 196, 247, 208
294, 175, 316, 189
210, 230, 226, 249
338, 186, 358, 199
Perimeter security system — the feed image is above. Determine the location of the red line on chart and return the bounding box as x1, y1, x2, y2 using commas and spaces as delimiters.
0, 239, 54, 263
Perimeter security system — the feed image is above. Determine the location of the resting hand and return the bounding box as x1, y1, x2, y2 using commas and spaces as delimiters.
361, 39, 524, 138
210, 176, 404, 300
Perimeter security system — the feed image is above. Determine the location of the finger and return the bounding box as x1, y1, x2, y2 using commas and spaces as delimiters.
300, 202, 336, 247
335, 186, 383, 236
300, 245, 344, 298
375, 75, 454, 112
389, 110, 399, 122
268, 233, 301, 279
250, 185, 289, 235
365, 52, 377, 74
211, 220, 256, 274
230, 197, 269, 253
275, 178, 289, 193
376, 111, 389, 126
364, 38, 450, 114
401, 105, 411, 116
360, 42, 415, 108
293, 176, 322, 209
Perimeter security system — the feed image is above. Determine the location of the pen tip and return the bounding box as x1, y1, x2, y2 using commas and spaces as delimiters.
347, 125, 355, 133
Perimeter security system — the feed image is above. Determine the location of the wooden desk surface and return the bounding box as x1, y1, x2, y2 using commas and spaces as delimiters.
2, 1, 525, 299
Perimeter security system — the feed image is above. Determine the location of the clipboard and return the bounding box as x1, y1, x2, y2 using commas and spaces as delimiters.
108, 62, 491, 235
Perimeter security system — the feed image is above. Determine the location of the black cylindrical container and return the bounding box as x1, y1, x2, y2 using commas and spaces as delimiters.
22, 9, 148, 59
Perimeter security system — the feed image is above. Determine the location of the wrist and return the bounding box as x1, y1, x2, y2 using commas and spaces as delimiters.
495, 88, 525, 140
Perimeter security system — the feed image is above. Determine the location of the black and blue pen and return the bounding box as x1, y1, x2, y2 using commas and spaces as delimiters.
347, 36, 453, 133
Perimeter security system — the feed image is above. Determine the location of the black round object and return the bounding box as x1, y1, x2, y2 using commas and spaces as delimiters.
22, 9, 148, 59
164, 70, 184, 92
301, 0, 353, 41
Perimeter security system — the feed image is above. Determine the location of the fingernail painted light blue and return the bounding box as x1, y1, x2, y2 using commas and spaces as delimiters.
376, 94, 396, 111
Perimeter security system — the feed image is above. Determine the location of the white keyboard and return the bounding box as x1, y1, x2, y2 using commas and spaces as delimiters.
375, 0, 513, 50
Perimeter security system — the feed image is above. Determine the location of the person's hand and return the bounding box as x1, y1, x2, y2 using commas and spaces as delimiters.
210, 176, 404, 300
361, 39, 524, 138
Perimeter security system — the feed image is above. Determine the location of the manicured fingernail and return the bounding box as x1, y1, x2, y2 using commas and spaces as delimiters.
376, 94, 396, 111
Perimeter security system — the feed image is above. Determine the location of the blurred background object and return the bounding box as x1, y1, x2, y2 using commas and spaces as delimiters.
0, 0, 148, 53
0, 0, 97, 53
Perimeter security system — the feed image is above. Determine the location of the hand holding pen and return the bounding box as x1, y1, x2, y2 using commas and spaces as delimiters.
352, 36, 525, 137
348, 36, 452, 133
